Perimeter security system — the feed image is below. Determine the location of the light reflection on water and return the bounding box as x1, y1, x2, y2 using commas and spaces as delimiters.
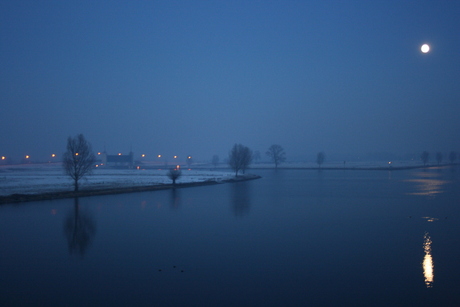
423, 232, 434, 288
405, 171, 450, 196
422, 216, 439, 222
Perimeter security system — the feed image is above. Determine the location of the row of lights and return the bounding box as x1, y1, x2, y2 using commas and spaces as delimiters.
0, 154, 56, 160
0, 155, 35, 160
139, 154, 192, 159
1, 153, 192, 160
95, 153, 189, 159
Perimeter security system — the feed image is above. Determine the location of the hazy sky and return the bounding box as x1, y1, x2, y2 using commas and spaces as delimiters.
1, 0, 459, 162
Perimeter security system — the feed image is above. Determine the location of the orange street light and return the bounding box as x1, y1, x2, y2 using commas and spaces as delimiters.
75, 153, 79, 156
51, 154, 56, 158
118, 153, 122, 156
173, 155, 177, 159
1, 156, 5, 160
25, 155, 30, 159
158, 154, 162, 158
141, 154, 146, 157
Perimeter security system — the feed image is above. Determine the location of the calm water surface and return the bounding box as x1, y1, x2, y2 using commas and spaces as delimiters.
1, 167, 460, 306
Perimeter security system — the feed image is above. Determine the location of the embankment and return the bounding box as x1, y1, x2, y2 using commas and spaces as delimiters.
0, 174, 261, 204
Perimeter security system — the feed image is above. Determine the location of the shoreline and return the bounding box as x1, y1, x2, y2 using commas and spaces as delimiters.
245, 164, 456, 171
0, 174, 261, 205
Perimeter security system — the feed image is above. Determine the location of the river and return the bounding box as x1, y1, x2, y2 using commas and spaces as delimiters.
1, 166, 460, 306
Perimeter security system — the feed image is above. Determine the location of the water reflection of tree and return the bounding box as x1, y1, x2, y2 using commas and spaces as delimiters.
170, 188, 181, 209
64, 198, 96, 256
231, 182, 251, 217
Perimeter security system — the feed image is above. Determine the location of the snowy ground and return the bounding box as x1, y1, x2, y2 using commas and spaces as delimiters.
0, 163, 235, 196
0, 160, 431, 196
248, 160, 425, 169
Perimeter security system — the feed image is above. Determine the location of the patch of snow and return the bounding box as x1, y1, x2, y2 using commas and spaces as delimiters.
0, 163, 235, 196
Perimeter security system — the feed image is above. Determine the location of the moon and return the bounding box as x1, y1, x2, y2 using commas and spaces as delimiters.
421, 44, 430, 53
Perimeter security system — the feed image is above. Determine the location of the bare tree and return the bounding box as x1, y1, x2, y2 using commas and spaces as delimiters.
449, 151, 457, 164
167, 168, 182, 185
421, 151, 429, 166
316, 152, 325, 168
212, 154, 220, 168
63, 134, 96, 192
435, 152, 443, 165
266, 144, 286, 168
228, 143, 253, 176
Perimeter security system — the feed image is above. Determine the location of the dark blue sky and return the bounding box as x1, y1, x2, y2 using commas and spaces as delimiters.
1, 1, 459, 162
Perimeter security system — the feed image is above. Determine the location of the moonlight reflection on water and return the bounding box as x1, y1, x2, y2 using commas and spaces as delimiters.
423, 232, 434, 288
405, 171, 450, 196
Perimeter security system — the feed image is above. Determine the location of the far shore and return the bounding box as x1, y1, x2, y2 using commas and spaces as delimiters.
196, 163, 458, 171
0, 174, 261, 205
243, 164, 458, 171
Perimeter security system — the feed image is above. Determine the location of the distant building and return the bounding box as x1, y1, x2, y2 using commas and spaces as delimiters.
100, 151, 134, 168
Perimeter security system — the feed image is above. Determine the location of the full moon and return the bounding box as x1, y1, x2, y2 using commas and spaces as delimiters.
421, 44, 430, 53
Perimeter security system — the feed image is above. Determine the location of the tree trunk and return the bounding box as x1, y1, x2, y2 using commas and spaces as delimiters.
74, 178, 79, 192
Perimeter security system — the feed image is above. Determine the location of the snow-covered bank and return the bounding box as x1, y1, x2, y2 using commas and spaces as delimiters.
198, 160, 451, 171
240, 160, 430, 169
0, 163, 238, 197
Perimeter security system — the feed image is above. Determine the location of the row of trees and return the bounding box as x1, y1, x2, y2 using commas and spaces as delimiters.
264, 147, 326, 168
62, 136, 293, 189
421, 151, 457, 166
227, 143, 324, 173
225, 144, 288, 171
227, 144, 328, 175
63, 134, 459, 192
230, 146, 458, 172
